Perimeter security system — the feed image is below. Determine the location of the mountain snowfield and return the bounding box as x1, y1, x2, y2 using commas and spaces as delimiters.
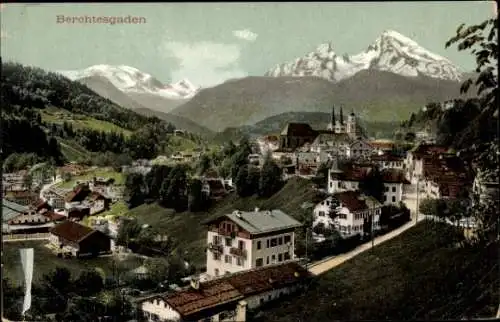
265, 30, 462, 82
58, 65, 200, 99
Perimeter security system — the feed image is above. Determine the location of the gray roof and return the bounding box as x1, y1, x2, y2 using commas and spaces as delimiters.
224, 209, 303, 235
2, 200, 29, 222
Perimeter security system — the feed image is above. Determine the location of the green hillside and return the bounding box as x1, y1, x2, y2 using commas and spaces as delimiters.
124, 177, 321, 268
1, 61, 208, 166
253, 221, 499, 321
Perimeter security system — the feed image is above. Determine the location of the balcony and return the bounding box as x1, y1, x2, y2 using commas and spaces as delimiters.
208, 243, 223, 253
229, 247, 247, 258
218, 230, 237, 238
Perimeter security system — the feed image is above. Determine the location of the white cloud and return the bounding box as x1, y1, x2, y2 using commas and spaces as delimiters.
161, 41, 247, 88
232, 29, 258, 42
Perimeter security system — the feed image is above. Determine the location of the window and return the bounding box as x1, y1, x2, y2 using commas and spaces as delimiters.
238, 240, 244, 250
384, 196, 387, 202
338, 182, 341, 188
256, 258, 263, 267
270, 238, 278, 247
225, 271, 230, 275
224, 255, 232, 264
213, 252, 221, 260
266, 256, 270, 264
236, 257, 243, 266
330, 182, 333, 188
284, 252, 291, 260
278, 237, 283, 245
214, 268, 219, 276
266, 239, 270, 248
260, 298, 264, 305
213, 235, 221, 244
271, 255, 276, 263
392, 196, 396, 202
278, 253, 283, 262
284, 235, 291, 244
326, 201, 330, 206
392, 186, 396, 192
257, 241, 262, 250
385, 186, 389, 192
318, 211, 325, 217
225, 238, 232, 247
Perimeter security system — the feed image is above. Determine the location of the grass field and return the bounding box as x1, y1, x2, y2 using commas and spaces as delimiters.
41, 107, 132, 136
126, 177, 321, 268
56, 167, 125, 189
3, 241, 143, 287
58, 138, 90, 161
253, 221, 499, 321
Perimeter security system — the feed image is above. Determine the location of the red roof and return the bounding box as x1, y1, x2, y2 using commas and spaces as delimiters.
281, 123, 317, 137
333, 191, 368, 212
65, 184, 90, 202
49, 220, 97, 242
330, 166, 370, 181
412, 144, 449, 157
42, 211, 66, 221
368, 141, 395, 150
381, 169, 410, 184
157, 262, 309, 318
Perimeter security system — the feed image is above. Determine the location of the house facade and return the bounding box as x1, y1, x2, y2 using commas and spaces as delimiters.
346, 140, 373, 159
313, 191, 382, 238
327, 163, 409, 205
140, 262, 310, 322
204, 209, 302, 278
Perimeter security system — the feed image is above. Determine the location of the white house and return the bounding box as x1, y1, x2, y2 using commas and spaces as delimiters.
312, 196, 338, 229
204, 209, 303, 278
327, 163, 410, 205
369, 154, 405, 170
314, 191, 382, 238
140, 261, 309, 322
346, 140, 373, 159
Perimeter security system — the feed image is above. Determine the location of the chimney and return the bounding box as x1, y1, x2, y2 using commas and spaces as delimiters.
190, 278, 200, 290
236, 300, 247, 322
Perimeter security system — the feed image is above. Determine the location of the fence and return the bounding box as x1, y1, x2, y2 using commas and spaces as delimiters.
2, 232, 51, 241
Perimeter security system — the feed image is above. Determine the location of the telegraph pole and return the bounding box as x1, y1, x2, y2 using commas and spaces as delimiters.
305, 228, 309, 270
415, 176, 420, 224
371, 205, 375, 250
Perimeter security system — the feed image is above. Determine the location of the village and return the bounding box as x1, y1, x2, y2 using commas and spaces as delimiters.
2, 104, 498, 322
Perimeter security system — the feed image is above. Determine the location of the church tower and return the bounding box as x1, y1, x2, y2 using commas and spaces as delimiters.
339, 106, 344, 125
327, 104, 336, 131
347, 109, 357, 137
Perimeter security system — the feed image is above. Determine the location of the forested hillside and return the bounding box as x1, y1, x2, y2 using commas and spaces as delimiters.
1, 60, 192, 166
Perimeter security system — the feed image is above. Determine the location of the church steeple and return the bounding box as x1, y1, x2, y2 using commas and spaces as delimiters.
339, 106, 344, 124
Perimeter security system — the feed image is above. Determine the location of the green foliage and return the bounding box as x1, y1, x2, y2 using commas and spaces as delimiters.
124, 172, 146, 209
188, 178, 208, 212
256, 221, 499, 320
359, 166, 385, 202
258, 157, 284, 197
74, 269, 104, 297
3, 152, 45, 172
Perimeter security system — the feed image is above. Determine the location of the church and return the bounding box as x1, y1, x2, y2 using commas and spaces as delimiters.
278, 105, 363, 152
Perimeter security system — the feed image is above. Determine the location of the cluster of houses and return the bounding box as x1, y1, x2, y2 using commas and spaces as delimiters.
122, 149, 207, 175
139, 207, 309, 322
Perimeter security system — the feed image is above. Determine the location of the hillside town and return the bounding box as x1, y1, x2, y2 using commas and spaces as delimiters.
2, 3, 498, 322
3, 102, 496, 322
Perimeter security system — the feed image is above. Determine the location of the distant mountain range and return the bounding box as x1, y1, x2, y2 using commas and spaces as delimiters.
170, 71, 469, 132
59, 31, 472, 134
59, 64, 200, 99
58, 65, 213, 135
265, 30, 462, 82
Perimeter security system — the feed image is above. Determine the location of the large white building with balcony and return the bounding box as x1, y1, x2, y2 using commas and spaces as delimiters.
204, 209, 303, 278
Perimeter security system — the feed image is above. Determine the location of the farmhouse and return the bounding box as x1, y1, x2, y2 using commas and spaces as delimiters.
140, 261, 310, 322
49, 220, 111, 257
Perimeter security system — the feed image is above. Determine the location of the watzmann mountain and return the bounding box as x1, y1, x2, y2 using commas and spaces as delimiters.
265, 30, 462, 82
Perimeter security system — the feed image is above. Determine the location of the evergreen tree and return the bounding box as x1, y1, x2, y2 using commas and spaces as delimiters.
258, 157, 283, 197
124, 173, 145, 209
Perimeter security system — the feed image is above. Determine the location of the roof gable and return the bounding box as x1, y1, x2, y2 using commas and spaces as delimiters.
49, 220, 97, 242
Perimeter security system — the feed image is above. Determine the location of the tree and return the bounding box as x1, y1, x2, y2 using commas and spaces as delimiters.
124, 172, 145, 209
445, 17, 498, 244
359, 167, 385, 203
74, 269, 104, 297
197, 154, 211, 175
235, 165, 250, 197
22, 173, 33, 191
62, 171, 72, 183
188, 178, 206, 212
258, 157, 283, 197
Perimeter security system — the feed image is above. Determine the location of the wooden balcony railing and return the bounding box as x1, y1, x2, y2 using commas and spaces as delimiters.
229, 247, 247, 258
208, 243, 223, 253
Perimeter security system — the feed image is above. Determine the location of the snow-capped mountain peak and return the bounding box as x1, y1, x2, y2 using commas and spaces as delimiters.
58, 64, 200, 99
265, 30, 462, 82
